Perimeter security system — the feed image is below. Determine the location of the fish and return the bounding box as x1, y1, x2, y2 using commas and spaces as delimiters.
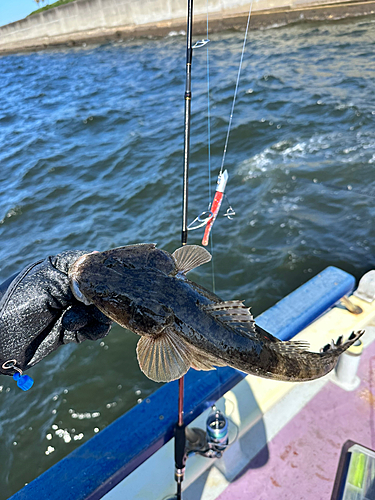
68, 244, 364, 383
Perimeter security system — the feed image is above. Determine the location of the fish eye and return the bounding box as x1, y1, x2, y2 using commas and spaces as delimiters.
71, 278, 92, 306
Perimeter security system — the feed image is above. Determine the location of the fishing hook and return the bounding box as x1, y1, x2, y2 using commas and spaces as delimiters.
192, 39, 210, 49
223, 194, 236, 220
224, 206, 236, 220
188, 211, 213, 231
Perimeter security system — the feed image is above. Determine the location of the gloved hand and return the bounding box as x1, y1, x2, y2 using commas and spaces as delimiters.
0, 250, 112, 376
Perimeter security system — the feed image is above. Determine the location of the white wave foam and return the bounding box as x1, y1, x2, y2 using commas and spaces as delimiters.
239, 131, 375, 179
167, 30, 186, 37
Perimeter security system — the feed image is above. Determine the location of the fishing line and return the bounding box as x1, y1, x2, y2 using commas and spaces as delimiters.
219, 0, 253, 176
210, 232, 216, 293
188, 1, 252, 247
206, 0, 212, 207
205, 0, 217, 293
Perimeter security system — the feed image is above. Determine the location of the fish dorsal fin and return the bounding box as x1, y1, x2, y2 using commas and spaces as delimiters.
136, 328, 192, 382
172, 245, 212, 275
204, 300, 257, 334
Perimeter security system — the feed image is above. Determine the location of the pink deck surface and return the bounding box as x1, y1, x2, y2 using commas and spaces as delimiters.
217, 341, 375, 500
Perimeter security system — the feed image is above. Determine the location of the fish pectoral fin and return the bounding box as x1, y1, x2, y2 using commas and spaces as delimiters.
190, 346, 226, 371
136, 328, 192, 382
204, 300, 257, 334
172, 245, 211, 275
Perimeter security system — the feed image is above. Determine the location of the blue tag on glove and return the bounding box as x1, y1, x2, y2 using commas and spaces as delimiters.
13, 372, 34, 391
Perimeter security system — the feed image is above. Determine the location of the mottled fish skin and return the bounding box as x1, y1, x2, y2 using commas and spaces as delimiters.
68, 244, 364, 383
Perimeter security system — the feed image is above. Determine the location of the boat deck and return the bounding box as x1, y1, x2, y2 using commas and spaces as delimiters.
217, 334, 375, 500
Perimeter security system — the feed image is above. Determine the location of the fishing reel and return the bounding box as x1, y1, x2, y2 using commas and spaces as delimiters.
185, 405, 229, 459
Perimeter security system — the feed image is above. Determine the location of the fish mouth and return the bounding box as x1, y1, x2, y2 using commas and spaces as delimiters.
71, 277, 92, 306
69, 253, 95, 306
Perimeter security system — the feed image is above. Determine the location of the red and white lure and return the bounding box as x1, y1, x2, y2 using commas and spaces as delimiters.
202, 170, 228, 246
187, 169, 234, 245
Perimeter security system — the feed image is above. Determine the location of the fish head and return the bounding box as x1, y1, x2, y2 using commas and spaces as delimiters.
69, 251, 101, 306
68, 244, 177, 331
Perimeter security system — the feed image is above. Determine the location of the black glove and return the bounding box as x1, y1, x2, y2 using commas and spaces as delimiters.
0, 250, 112, 376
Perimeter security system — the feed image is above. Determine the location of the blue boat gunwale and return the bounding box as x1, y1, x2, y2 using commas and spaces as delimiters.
10, 266, 355, 500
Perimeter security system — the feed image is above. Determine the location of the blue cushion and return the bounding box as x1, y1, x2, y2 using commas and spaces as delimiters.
256, 266, 355, 341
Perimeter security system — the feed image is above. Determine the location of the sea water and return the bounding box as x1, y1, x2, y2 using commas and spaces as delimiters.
0, 16, 374, 498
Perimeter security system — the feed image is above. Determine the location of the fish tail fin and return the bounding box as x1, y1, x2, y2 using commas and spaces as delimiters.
314, 329, 364, 379
266, 330, 364, 382
319, 330, 363, 355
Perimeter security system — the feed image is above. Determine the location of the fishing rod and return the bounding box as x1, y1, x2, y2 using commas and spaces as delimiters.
181, 0, 194, 247
176, 1, 254, 496
174, 0, 194, 498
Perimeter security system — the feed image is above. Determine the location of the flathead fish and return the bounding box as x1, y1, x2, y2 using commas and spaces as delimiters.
68, 244, 364, 383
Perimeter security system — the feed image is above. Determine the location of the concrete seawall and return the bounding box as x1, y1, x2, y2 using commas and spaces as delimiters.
0, 0, 375, 54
